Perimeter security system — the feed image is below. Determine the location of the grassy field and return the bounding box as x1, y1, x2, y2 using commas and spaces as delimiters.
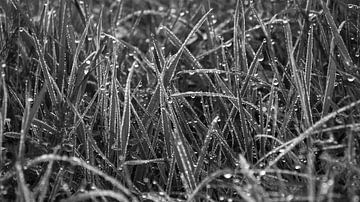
0, 0, 360, 201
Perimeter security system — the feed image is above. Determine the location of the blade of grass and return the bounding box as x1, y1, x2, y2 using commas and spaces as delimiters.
305, 25, 314, 108
119, 62, 135, 164
15, 161, 35, 202
267, 98, 360, 168
68, 18, 91, 97
33, 34, 59, 105
161, 9, 212, 86
26, 154, 135, 199
165, 154, 176, 194
194, 116, 218, 178
159, 81, 172, 159
320, 0, 355, 69
57, 0, 67, 88
322, 37, 336, 118
186, 169, 233, 202
0, 67, 8, 169
167, 104, 197, 192
34, 146, 60, 202
233, 0, 240, 72
284, 22, 312, 128
61, 190, 129, 202
171, 91, 237, 101
239, 41, 265, 97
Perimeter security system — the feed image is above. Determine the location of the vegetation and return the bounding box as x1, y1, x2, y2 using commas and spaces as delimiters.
0, 0, 360, 201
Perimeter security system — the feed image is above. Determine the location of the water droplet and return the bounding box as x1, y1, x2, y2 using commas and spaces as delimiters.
347, 76, 356, 82
262, 107, 267, 113
273, 78, 279, 86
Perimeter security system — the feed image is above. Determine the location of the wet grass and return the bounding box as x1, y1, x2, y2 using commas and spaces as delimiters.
0, 0, 360, 201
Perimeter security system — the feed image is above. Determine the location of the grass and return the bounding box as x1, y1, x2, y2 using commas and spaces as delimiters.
0, 0, 360, 201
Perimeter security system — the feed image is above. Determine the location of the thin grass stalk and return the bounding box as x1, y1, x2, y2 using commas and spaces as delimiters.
194, 116, 218, 178
320, 0, 355, 70
187, 169, 232, 202
322, 37, 336, 118
305, 25, 314, 114
57, 0, 67, 88
284, 22, 311, 128
15, 161, 35, 202
33, 35, 58, 105
267, 98, 360, 168
119, 62, 135, 164
0, 68, 8, 169
68, 18, 91, 97
167, 104, 197, 192
60, 190, 129, 202
239, 0, 248, 72
26, 154, 135, 199
234, 0, 241, 72
35, 147, 60, 202
18, 86, 31, 163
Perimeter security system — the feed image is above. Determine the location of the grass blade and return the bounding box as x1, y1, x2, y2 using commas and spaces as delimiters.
322, 37, 336, 118
167, 104, 197, 192
320, 0, 355, 69
194, 116, 218, 178
284, 22, 311, 128
305, 25, 314, 104
119, 62, 135, 163
68, 18, 91, 97
267, 98, 360, 168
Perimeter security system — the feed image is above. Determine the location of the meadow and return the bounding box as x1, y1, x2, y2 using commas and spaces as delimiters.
0, 0, 360, 201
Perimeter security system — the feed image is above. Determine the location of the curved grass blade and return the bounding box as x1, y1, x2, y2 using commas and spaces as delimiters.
61, 190, 128, 202
186, 169, 233, 202
284, 22, 311, 128
159, 81, 172, 158
68, 18, 91, 97
57, 0, 67, 89
305, 25, 314, 108
194, 116, 218, 178
119, 62, 135, 163
171, 91, 237, 101
267, 98, 360, 168
239, 41, 264, 97
322, 37, 336, 118
320, 0, 355, 69
15, 162, 35, 202
26, 154, 135, 199
33, 35, 59, 105
167, 105, 197, 192
34, 147, 59, 202
0, 69, 8, 168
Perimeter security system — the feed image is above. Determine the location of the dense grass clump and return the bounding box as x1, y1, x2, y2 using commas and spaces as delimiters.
0, 0, 360, 201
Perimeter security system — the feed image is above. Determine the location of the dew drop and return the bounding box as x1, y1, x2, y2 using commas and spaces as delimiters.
347, 76, 356, 82
224, 173, 232, 179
